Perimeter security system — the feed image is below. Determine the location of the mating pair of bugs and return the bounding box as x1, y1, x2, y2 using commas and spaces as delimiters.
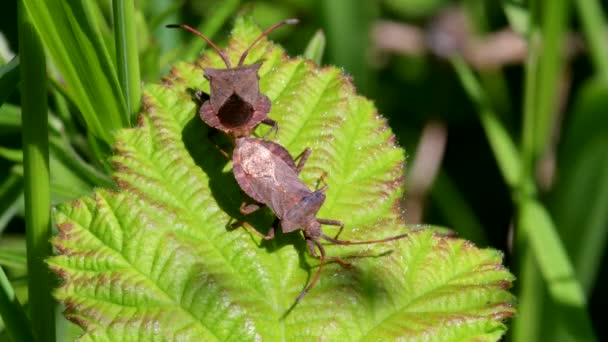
167, 20, 408, 301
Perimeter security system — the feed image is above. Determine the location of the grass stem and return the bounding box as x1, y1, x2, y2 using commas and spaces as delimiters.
18, 2, 55, 341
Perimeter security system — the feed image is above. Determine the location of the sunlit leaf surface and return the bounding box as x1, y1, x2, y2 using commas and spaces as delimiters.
50, 18, 515, 341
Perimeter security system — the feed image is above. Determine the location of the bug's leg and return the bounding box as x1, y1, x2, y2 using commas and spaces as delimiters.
329, 256, 351, 268
306, 232, 351, 268
318, 218, 344, 240
206, 129, 232, 159
186, 87, 210, 104
261, 118, 278, 139
315, 171, 329, 190
297, 239, 326, 302
240, 201, 262, 215
231, 220, 275, 240
194, 90, 210, 103
315, 218, 351, 267
305, 238, 319, 257
234, 202, 274, 239
293, 148, 312, 174
215, 145, 230, 159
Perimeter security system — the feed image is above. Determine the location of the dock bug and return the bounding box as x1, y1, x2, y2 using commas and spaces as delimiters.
167, 19, 299, 137
231, 137, 408, 301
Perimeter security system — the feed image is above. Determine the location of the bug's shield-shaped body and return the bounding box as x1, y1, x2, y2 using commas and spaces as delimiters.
233, 137, 325, 235
201, 64, 271, 137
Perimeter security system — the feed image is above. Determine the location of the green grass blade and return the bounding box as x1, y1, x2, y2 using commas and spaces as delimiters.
450, 56, 521, 188
320, 0, 375, 94
49, 137, 114, 189
516, 3, 589, 340
49, 153, 96, 204
0, 267, 35, 342
0, 104, 21, 134
551, 79, 608, 294
0, 250, 27, 271
0, 102, 72, 139
0, 173, 23, 235
519, 199, 596, 340
0, 56, 20, 107
22, 0, 127, 144
511, 252, 544, 342
501, 0, 531, 36
113, 0, 141, 121
49, 80, 79, 139
520, 31, 540, 183
450, 51, 595, 340
574, 0, 608, 81
0, 147, 22, 163
303, 30, 326, 65
18, 1, 55, 340
431, 171, 488, 245
529, 0, 568, 160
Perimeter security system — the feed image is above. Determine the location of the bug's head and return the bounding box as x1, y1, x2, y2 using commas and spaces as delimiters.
305, 219, 323, 240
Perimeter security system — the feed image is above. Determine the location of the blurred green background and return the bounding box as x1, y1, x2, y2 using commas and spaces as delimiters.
1, 0, 607, 341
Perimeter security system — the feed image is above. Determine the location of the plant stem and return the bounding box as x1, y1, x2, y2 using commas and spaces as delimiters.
113, 0, 141, 122
450, 56, 521, 188
18, 1, 55, 341
517, 2, 585, 339
451, 52, 596, 340
531, 0, 568, 160
575, 0, 608, 81
519, 199, 595, 340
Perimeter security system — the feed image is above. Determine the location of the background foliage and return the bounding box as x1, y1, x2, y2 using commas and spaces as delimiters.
0, 0, 606, 341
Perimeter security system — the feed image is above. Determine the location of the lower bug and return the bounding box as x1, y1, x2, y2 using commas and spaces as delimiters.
231, 137, 408, 301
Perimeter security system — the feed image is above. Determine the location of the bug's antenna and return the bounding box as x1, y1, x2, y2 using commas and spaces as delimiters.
296, 239, 325, 302
166, 24, 232, 68
237, 18, 299, 67
321, 233, 408, 245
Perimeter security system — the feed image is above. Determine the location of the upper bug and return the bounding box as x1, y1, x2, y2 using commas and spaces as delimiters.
167, 19, 299, 137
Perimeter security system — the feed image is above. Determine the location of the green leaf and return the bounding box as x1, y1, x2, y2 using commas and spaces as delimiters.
22, 0, 128, 143
303, 29, 326, 65
50, 17, 515, 340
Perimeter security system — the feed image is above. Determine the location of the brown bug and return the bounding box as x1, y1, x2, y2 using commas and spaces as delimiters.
231, 137, 408, 301
167, 19, 299, 137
